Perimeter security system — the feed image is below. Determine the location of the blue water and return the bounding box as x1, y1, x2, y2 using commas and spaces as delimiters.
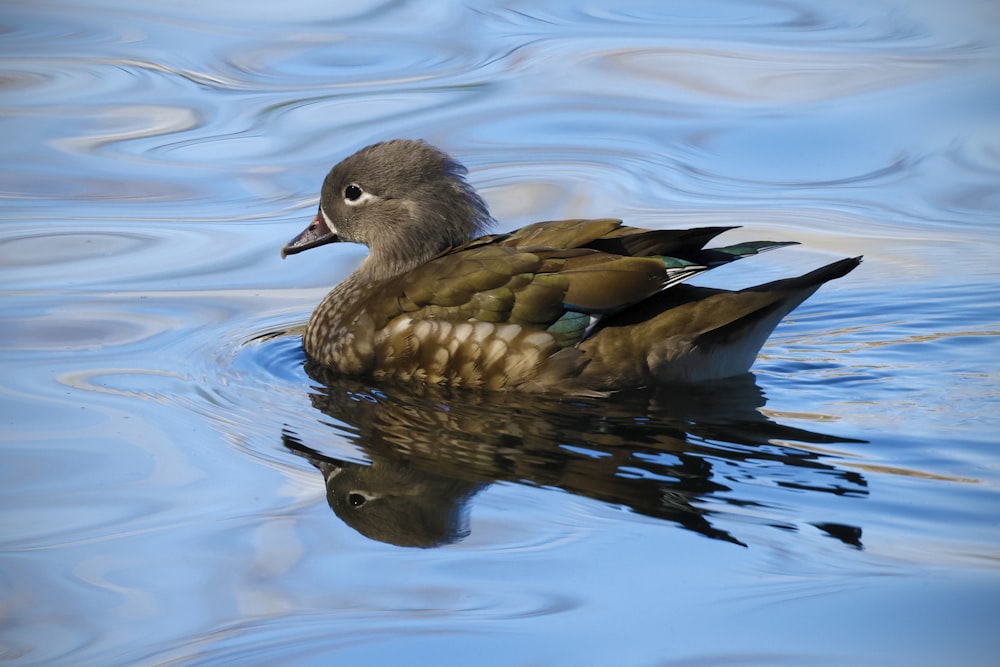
2, 0, 999, 665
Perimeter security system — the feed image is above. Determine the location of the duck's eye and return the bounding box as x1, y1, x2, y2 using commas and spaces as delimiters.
344, 184, 363, 202
348, 492, 367, 507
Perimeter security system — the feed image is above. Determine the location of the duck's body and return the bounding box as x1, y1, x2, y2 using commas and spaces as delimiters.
284, 140, 860, 395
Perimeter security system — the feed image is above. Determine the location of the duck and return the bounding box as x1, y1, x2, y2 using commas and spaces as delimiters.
282, 139, 861, 395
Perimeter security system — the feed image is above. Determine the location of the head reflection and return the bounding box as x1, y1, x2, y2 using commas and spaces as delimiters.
302, 452, 481, 548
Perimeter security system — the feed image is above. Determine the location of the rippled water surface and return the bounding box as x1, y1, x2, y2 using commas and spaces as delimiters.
3, 0, 999, 665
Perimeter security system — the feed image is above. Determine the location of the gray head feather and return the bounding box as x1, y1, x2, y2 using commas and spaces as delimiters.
318, 139, 494, 279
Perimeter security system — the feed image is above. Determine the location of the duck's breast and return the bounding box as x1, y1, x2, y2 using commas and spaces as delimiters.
373, 316, 562, 390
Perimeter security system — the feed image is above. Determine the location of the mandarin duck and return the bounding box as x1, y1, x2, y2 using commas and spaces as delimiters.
282, 139, 860, 395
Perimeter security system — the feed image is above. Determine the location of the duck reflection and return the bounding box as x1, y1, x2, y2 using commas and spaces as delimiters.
285, 361, 866, 548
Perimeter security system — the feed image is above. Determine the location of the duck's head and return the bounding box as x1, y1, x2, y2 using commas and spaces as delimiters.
282, 139, 493, 278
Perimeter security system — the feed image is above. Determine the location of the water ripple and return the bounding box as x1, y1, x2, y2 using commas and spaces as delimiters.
132, 591, 579, 665
593, 47, 959, 104
0, 225, 266, 289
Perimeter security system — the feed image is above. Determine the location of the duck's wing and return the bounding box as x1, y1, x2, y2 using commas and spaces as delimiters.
369, 243, 664, 335
369, 219, 795, 349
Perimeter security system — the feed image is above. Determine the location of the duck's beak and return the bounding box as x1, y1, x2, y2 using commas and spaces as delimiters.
281, 209, 340, 259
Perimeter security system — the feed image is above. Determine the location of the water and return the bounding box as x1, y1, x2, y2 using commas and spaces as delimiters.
2, 0, 999, 664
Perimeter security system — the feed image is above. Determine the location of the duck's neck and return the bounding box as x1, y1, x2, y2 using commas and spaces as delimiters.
363, 223, 459, 282
355, 248, 432, 284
